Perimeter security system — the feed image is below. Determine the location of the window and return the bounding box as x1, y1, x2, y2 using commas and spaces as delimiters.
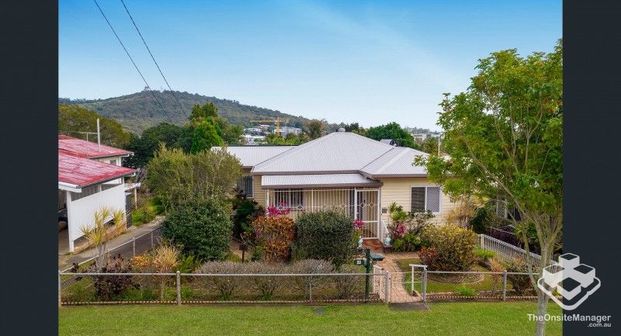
411, 186, 441, 213
237, 176, 253, 197
274, 189, 304, 210
71, 185, 99, 201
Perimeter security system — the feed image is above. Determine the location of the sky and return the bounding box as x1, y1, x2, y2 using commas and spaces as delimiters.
60, 0, 561, 130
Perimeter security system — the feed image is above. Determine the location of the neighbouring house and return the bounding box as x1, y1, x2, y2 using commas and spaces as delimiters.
58, 135, 136, 252
214, 129, 457, 242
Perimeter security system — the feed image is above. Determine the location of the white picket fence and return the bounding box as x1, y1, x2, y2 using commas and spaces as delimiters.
478, 234, 542, 262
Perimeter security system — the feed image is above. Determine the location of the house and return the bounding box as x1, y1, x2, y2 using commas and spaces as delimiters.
58, 135, 136, 252
278, 126, 302, 137
214, 129, 457, 242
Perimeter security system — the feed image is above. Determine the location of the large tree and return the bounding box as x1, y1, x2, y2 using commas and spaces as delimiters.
146, 146, 242, 212
188, 102, 242, 150
366, 122, 419, 149
58, 104, 130, 148
417, 41, 562, 336
125, 122, 186, 168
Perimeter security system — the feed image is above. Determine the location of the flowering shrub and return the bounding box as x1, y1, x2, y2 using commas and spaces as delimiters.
420, 224, 477, 271
267, 201, 291, 216
251, 215, 295, 262
386, 203, 434, 251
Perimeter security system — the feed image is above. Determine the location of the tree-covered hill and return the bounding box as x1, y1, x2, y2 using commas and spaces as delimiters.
59, 90, 310, 134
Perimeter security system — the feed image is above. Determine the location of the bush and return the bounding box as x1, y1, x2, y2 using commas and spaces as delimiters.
197, 262, 245, 300
334, 264, 363, 299
420, 224, 477, 271
131, 206, 156, 226
89, 255, 134, 300
251, 215, 295, 262
455, 285, 476, 296
245, 262, 284, 300
289, 259, 335, 298
505, 258, 533, 295
293, 210, 355, 268
162, 199, 232, 261
392, 232, 422, 252
474, 248, 496, 263
232, 194, 264, 238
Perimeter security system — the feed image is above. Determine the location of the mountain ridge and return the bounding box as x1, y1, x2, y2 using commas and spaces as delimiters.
59, 90, 310, 134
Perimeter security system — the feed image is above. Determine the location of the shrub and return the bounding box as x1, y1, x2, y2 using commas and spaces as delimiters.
293, 210, 355, 268
420, 224, 477, 271
197, 262, 245, 300
474, 248, 496, 263
131, 206, 156, 226
89, 255, 134, 300
251, 215, 295, 262
232, 194, 264, 238
455, 285, 476, 296
334, 265, 363, 299
392, 232, 422, 252
418, 247, 439, 268
289, 259, 335, 298
505, 258, 533, 295
162, 198, 232, 261
245, 262, 284, 300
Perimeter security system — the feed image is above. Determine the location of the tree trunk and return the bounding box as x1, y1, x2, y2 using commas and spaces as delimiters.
536, 292, 549, 336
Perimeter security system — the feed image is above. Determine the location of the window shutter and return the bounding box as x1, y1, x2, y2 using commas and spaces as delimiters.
426, 187, 440, 212
411, 187, 425, 212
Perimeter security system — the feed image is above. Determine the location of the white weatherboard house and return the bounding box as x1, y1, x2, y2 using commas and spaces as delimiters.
215, 129, 458, 242
58, 135, 135, 252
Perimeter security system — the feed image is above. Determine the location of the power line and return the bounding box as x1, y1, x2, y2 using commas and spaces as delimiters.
92, 0, 167, 118
119, 0, 186, 117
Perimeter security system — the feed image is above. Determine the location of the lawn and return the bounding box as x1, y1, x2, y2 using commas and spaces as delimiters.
396, 258, 530, 295
59, 302, 562, 336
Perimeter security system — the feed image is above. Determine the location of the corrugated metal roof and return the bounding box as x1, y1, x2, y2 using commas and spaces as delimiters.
59, 152, 135, 188
212, 146, 295, 168
252, 132, 395, 174
261, 173, 381, 188
360, 147, 429, 177
59, 135, 132, 159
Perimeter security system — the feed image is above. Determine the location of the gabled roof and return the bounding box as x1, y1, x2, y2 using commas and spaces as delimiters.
212, 146, 295, 168
360, 147, 428, 178
59, 135, 132, 159
59, 152, 135, 189
252, 132, 396, 175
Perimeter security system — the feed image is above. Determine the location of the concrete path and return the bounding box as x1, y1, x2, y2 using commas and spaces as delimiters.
58, 216, 165, 271
377, 252, 421, 303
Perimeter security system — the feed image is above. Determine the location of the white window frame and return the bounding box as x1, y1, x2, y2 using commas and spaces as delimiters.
410, 185, 442, 214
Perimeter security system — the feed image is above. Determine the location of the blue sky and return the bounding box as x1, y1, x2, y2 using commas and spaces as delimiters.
60, 0, 561, 130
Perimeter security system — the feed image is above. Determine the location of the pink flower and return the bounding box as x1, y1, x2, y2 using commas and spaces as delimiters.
353, 219, 364, 230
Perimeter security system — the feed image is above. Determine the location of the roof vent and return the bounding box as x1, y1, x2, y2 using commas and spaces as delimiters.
380, 139, 397, 146
337, 127, 346, 132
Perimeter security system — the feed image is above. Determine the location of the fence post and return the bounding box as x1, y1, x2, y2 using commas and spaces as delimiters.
480, 234, 485, 250
58, 270, 62, 308
150, 232, 154, 249
384, 270, 389, 304
308, 276, 313, 302
502, 270, 507, 301
176, 271, 181, 305
422, 267, 427, 303
132, 237, 136, 257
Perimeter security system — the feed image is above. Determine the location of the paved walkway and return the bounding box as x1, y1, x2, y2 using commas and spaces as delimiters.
58, 216, 165, 271
377, 252, 421, 303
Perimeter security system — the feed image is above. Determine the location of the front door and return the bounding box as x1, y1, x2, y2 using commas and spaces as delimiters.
356, 189, 379, 238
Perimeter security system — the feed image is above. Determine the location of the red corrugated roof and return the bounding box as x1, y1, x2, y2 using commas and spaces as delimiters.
59, 152, 135, 188
58, 135, 132, 159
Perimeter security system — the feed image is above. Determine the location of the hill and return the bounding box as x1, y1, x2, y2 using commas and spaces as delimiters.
59, 90, 310, 134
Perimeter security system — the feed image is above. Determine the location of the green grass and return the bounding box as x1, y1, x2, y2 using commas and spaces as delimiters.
396, 258, 519, 295
59, 302, 562, 336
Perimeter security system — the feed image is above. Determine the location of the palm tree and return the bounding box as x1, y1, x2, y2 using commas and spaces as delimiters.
81, 207, 111, 269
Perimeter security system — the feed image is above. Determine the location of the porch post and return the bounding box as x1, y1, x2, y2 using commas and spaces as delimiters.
353, 188, 358, 221
266, 189, 270, 211
65, 191, 74, 252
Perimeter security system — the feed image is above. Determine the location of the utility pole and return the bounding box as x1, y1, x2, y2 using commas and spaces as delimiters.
96, 118, 101, 147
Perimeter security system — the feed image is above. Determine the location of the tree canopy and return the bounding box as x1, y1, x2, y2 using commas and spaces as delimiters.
417, 41, 562, 335
58, 104, 130, 148
366, 122, 419, 149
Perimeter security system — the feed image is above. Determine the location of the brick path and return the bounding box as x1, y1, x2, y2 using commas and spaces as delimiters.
377, 252, 421, 303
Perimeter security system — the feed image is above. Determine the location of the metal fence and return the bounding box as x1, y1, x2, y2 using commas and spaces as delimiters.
405, 266, 539, 303
62, 226, 163, 273
59, 271, 389, 306
478, 234, 543, 262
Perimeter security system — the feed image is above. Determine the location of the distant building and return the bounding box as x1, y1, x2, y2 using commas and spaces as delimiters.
242, 134, 266, 145
278, 126, 302, 137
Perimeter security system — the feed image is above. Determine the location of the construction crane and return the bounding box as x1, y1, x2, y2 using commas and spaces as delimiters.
250, 117, 289, 135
